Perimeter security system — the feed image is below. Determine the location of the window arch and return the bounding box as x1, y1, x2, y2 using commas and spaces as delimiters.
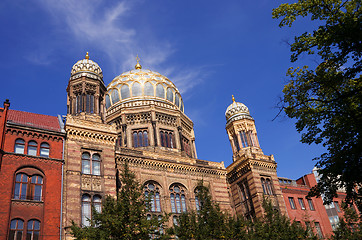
194, 186, 208, 211
27, 219, 40, 240
14, 139, 25, 154
82, 194, 91, 226
132, 82, 141, 97
27, 141, 38, 156
14, 173, 43, 201
9, 219, 24, 240
82, 194, 102, 226
156, 84, 165, 98
81, 153, 91, 174
144, 181, 162, 212
39, 142, 50, 157
160, 130, 175, 148
93, 195, 102, 213
166, 88, 174, 102
144, 82, 154, 96
121, 85, 130, 99
170, 183, 187, 213
261, 177, 273, 195
133, 130, 149, 148
105, 94, 111, 109
82, 153, 101, 175
14, 173, 28, 200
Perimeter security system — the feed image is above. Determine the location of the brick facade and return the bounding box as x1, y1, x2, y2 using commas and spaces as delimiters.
0, 102, 65, 240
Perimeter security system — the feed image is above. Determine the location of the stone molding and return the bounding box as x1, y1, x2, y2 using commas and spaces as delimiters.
116, 155, 226, 178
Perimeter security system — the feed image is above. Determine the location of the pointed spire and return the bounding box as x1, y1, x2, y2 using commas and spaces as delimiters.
135, 55, 142, 69
232, 95, 235, 103
85, 52, 89, 60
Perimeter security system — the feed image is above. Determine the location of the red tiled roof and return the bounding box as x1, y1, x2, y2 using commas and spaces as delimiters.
7, 109, 61, 132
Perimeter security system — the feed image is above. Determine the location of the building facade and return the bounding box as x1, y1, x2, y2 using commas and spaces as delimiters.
0, 102, 65, 240
0, 53, 352, 239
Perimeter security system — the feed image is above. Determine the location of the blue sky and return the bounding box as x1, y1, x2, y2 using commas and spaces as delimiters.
0, 0, 325, 179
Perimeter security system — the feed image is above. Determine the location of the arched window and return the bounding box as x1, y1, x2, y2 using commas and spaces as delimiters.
261, 178, 267, 194
133, 130, 149, 148
160, 130, 175, 148
82, 153, 91, 174
27, 141, 38, 156
166, 88, 174, 102
175, 94, 180, 108
14, 172, 43, 201
14, 139, 25, 154
170, 184, 187, 213
27, 219, 40, 240
265, 178, 273, 195
86, 93, 95, 113
82, 153, 101, 175
39, 142, 50, 157
93, 195, 102, 213
82, 194, 91, 227
121, 85, 130, 99
111, 89, 120, 104
238, 180, 255, 219
14, 173, 28, 200
144, 82, 154, 96
92, 154, 101, 176
132, 82, 141, 97
144, 181, 161, 212
156, 84, 165, 98
261, 177, 273, 195
30, 175, 43, 201
105, 94, 111, 109
9, 219, 24, 240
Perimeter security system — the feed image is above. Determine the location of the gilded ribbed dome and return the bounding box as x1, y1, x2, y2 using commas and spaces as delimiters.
70, 52, 103, 81
105, 68, 184, 112
225, 96, 253, 124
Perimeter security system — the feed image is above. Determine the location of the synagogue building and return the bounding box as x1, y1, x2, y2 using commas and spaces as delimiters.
0, 53, 350, 239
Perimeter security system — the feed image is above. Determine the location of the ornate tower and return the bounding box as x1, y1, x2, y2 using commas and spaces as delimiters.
63, 53, 117, 239
66, 52, 106, 120
225, 96, 286, 218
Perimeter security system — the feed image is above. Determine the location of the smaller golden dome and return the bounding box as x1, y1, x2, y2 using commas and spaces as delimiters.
70, 52, 103, 81
225, 96, 253, 124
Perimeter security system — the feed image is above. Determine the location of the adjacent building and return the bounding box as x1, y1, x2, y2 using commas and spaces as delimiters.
0, 101, 65, 240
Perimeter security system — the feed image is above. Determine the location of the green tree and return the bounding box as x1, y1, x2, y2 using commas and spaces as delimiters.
272, 0, 362, 211
70, 162, 168, 240
172, 182, 233, 239
330, 205, 362, 240
246, 199, 317, 240
173, 183, 313, 240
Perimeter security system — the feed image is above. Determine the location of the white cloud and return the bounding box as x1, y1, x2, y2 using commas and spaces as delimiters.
37, 0, 204, 94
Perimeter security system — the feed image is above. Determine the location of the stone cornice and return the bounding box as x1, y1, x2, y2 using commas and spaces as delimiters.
227, 158, 277, 183
65, 115, 117, 144
116, 147, 226, 177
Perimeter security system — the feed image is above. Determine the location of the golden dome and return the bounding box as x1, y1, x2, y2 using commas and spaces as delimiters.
225, 96, 252, 124
70, 52, 103, 81
105, 68, 184, 112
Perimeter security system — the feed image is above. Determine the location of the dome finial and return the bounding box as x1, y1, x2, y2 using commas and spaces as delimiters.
232, 95, 235, 103
85, 52, 89, 60
135, 55, 142, 69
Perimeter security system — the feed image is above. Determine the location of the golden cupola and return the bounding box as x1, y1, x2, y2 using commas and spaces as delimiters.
105, 57, 184, 113
225, 95, 253, 127
70, 52, 103, 81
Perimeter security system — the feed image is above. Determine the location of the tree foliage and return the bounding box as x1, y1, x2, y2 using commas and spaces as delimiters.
173, 183, 313, 240
330, 204, 362, 240
70, 163, 167, 240
272, 0, 362, 211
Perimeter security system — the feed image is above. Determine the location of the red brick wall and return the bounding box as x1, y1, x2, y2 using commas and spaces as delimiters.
0, 153, 63, 240
3, 127, 63, 159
